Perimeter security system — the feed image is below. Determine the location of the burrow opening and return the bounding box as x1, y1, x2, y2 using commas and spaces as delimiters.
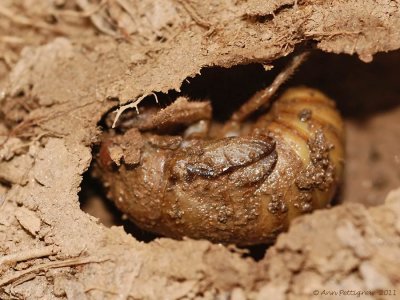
79, 50, 400, 261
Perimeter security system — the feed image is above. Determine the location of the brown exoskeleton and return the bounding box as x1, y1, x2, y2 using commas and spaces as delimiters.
95, 52, 345, 245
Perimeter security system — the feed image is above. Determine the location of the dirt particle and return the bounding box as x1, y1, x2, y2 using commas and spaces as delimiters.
15, 207, 41, 236
268, 197, 288, 215
296, 131, 335, 191
298, 108, 312, 122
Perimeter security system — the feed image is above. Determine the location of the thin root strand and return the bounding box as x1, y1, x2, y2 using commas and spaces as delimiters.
0, 256, 110, 287
112, 93, 158, 128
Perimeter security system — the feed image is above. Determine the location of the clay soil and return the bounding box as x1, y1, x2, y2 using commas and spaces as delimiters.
1, 1, 400, 299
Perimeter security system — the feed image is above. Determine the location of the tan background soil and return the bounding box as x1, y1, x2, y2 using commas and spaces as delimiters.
1, 0, 400, 299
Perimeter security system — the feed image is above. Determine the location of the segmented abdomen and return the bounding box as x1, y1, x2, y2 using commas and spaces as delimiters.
96, 87, 345, 246
251, 87, 344, 232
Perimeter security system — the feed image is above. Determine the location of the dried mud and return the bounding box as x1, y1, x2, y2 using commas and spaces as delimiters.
1, 0, 400, 299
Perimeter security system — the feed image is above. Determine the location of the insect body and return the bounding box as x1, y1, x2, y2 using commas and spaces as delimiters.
96, 54, 344, 245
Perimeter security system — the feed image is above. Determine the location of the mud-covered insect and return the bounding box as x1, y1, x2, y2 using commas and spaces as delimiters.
95, 52, 344, 245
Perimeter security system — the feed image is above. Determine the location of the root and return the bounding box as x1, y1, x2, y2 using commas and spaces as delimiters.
75, 0, 117, 37
112, 93, 158, 128
0, 101, 97, 147
0, 246, 58, 267
304, 30, 361, 38
0, 195, 6, 212
7, 132, 64, 155
0, 256, 110, 287
0, 5, 67, 34
174, 0, 212, 29
55, 0, 108, 18
0, 36, 24, 45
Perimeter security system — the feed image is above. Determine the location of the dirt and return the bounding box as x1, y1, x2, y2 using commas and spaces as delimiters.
0, 0, 400, 299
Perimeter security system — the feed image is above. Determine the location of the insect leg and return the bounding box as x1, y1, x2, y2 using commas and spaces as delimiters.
229, 51, 309, 123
